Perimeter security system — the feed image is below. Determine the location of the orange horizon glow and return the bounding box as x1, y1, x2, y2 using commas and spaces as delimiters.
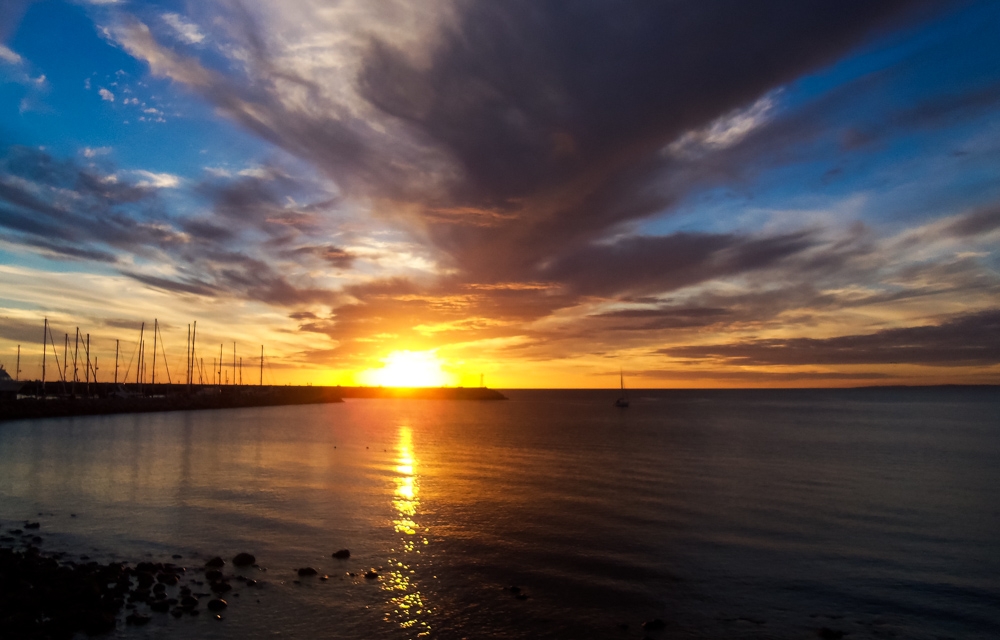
357, 350, 457, 388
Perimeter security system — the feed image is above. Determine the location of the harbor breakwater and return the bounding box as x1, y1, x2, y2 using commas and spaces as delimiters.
0, 384, 506, 422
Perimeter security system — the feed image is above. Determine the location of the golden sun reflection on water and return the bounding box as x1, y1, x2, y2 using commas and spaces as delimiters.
384, 425, 432, 636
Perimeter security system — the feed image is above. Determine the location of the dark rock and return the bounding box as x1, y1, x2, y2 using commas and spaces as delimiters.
30, 536, 42, 544
171, 607, 185, 618
245, 578, 257, 587
24, 522, 40, 530
364, 570, 379, 579
190, 608, 200, 616
172, 554, 183, 559
211, 581, 233, 594
207, 598, 228, 611
233, 552, 256, 566
126, 612, 151, 626
150, 600, 170, 612
332, 549, 351, 559
205, 556, 226, 568
297, 567, 319, 577
643, 619, 667, 632
320, 575, 329, 581
205, 569, 224, 581
153, 583, 166, 593
505, 585, 521, 594
181, 596, 199, 609
80, 609, 117, 635
818, 628, 845, 640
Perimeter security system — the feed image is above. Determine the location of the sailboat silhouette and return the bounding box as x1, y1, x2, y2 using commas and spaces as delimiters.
613, 369, 629, 408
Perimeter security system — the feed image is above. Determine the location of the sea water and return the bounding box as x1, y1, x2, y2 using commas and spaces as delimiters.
0, 388, 997, 639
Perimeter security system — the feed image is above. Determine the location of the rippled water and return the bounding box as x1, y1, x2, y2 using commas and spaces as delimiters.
0, 388, 998, 639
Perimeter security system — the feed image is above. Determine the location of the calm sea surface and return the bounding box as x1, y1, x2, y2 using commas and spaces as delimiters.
0, 388, 998, 639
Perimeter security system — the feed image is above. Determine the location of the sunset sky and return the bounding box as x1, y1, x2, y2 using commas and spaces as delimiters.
1, 0, 999, 388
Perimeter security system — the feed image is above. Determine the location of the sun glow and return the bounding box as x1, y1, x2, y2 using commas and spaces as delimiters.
360, 350, 455, 387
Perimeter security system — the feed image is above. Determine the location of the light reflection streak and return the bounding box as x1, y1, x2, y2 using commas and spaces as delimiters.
383, 425, 432, 636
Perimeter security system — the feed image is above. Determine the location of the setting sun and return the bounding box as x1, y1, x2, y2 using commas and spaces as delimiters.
360, 350, 455, 387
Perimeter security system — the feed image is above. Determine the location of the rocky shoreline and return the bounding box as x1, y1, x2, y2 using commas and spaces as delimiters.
0, 521, 366, 638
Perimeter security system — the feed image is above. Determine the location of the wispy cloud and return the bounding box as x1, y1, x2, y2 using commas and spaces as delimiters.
132, 170, 179, 188
162, 13, 205, 45
0, 44, 23, 65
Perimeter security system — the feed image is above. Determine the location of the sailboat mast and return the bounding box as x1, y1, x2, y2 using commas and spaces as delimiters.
260, 346, 263, 386
191, 321, 197, 387
152, 319, 158, 387
136, 323, 145, 386
72, 328, 79, 396
85, 333, 91, 396
114, 339, 119, 385
41, 318, 47, 395
15, 344, 20, 381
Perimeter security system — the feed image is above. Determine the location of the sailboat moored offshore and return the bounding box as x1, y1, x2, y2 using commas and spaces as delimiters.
613, 369, 629, 408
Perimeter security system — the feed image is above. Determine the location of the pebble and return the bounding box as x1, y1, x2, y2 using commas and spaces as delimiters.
332, 549, 351, 559
205, 556, 226, 568
233, 552, 256, 566
297, 567, 319, 576
126, 613, 151, 626
643, 619, 667, 632
207, 598, 228, 611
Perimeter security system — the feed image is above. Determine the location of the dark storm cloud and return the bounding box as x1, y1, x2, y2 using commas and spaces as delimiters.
593, 306, 733, 332
123, 0, 946, 287
354, 0, 944, 272
0, 147, 164, 261
290, 245, 355, 269
662, 309, 1000, 366
543, 231, 815, 296
943, 205, 1000, 237
0, 146, 340, 305
634, 369, 892, 382
0, 317, 45, 345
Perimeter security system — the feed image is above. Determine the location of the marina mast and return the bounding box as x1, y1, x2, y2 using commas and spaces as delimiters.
41, 318, 47, 395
